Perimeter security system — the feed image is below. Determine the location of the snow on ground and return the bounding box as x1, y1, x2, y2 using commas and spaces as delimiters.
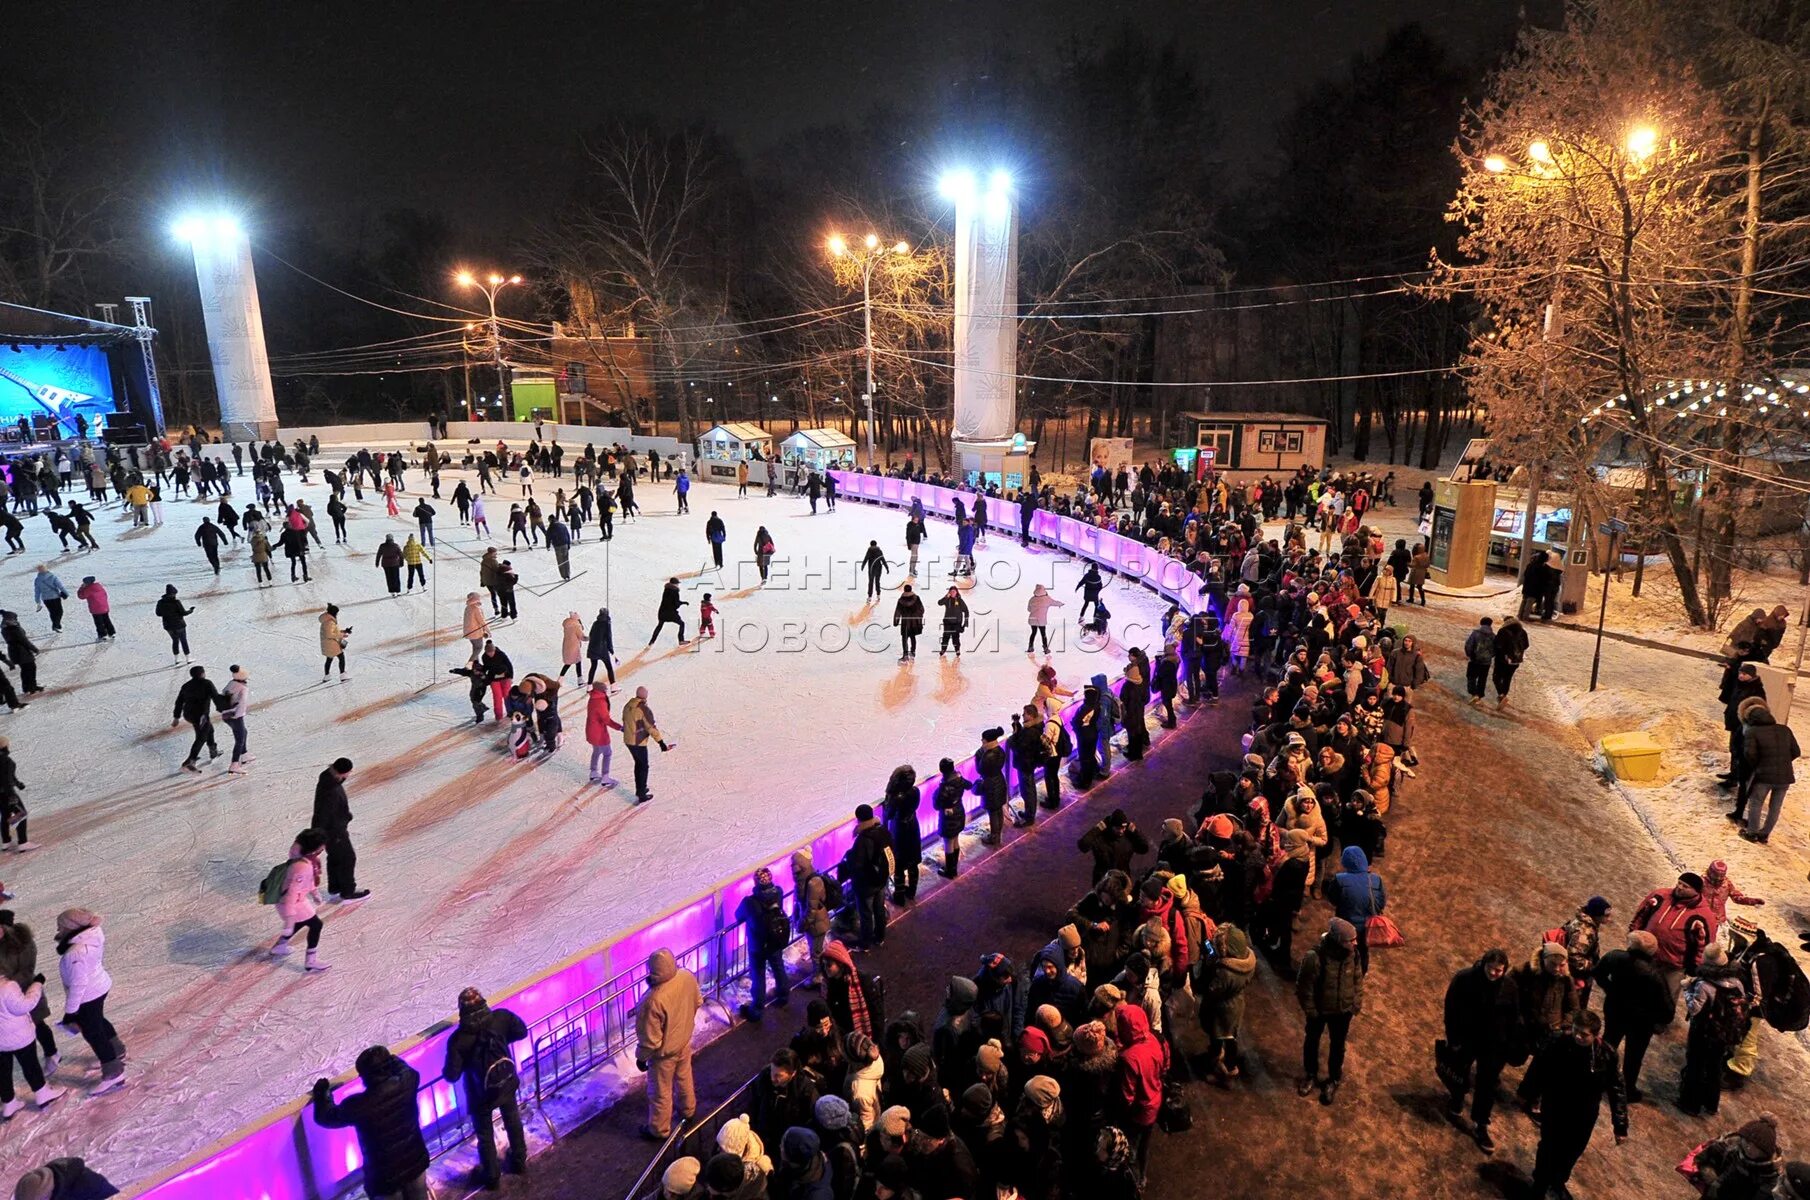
0, 456, 1164, 1187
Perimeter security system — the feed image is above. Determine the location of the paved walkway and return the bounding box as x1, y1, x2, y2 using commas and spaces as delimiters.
507, 691, 1251, 1199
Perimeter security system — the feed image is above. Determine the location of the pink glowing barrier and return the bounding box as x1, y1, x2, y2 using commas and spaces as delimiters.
130, 473, 1202, 1200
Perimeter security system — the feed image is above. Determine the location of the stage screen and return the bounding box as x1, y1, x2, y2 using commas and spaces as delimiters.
0, 343, 118, 432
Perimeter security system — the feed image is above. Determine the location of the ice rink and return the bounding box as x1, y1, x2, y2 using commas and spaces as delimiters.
0, 452, 1166, 1185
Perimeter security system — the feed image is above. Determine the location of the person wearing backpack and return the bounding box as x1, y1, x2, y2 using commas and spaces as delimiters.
265, 829, 331, 972
311, 1045, 430, 1200
1677, 943, 1752, 1117
1462, 617, 1495, 705
845, 805, 894, 949
736, 867, 793, 1022
442, 986, 529, 1189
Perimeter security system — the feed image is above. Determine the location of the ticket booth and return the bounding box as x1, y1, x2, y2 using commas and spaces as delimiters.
696, 422, 774, 483
1429, 478, 1497, 589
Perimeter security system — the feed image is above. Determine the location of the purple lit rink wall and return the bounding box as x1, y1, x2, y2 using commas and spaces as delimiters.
130, 475, 1208, 1200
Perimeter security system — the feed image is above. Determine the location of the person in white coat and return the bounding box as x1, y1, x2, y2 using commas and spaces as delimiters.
1026, 584, 1064, 655
54, 908, 124, 1093
271, 829, 332, 972
223, 664, 252, 775
1227, 595, 1254, 675
464, 593, 491, 661
0, 973, 64, 1117
558, 611, 585, 680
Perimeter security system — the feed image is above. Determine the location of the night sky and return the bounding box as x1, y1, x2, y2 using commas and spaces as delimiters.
16, 0, 1503, 241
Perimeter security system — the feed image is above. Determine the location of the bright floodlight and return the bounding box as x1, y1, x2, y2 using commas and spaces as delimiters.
172, 216, 208, 243
988, 170, 1012, 194
1483, 155, 1509, 174
939, 170, 977, 201
1626, 125, 1658, 160
488, 273, 504, 285
893, 241, 910, 254
864, 233, 879, 250
455, 270, 476, 287
211, 215, 242, 240
508, 274, 522, 284
1528, 140, 1553, 164
827, 233, 846, 256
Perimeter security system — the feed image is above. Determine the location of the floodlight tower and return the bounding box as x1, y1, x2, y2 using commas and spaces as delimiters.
174, 213, 279, 441
939, 169, 1031, 491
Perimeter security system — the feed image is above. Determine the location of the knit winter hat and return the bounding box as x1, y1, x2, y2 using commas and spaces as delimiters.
877, 1105, 912, 1138
55, 908, 99, 937
806, 999, 832, 1025
1539, 942, 1569, 964
1034, 1004, 1064, 1033
13, 1170, 56, 1200
976, 1042, 1005, 1073
781, 1126, 821, 1165
1628, 930, 1660, 957
846, 1032, 878, 1063
661, 1157, 703, 1198
957, 1083, 995, 1122
1583, 896, 1611, 920
717, 1114, 757, 1157
1073, 1020, 1108, 1056
1092, 983, 1125, 1010
1328, 917, 1357, 948
946, 975, 979, 1008
1056, 924, 1082, 953
1019, 1027, 1051, 1058
1166, 874, 1189, 900
1702, 943, 1730, 967
1023, 1075, 1061, 1107
1738, 1115, 1780, 1159
1706, 860, 1728, 881
915, 1103, 952, 1138
703, 1152, 745, 1194
813, 1094, 852, 1132
1161, 818, 1186, 840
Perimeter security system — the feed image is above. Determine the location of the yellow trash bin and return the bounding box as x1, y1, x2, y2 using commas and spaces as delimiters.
1600, 731, 1662, 783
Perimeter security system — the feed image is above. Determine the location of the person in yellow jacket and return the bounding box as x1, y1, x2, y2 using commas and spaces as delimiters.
402, 534, 432, 591
125, 482, 150, 528
620, 686, 675, 803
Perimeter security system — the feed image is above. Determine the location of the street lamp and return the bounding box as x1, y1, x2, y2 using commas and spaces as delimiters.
456, 269, 523, 418
826, 231, 911, 469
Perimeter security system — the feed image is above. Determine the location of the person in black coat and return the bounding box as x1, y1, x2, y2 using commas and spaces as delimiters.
194, 517, 226, 574
893, 585, 926, 662
311, 757, 367, 901
442, 987, 530, 1189
586, 608, 616, 685
1528, 1010, 1628, 1198
845, 805, 895, 948
311, 1046, 430, 1200
748, 1047, 820, 1153
883, 765, 923, 901
648, 577, 688, 646
0, 611, 41, 694
1594, 930, 1674, 1101
170, 665, 222, 772
9, 1158, 118, 1200
1441, 948, 1522, 1152
1076, 810, 1148, 885
931, 759, 968, 879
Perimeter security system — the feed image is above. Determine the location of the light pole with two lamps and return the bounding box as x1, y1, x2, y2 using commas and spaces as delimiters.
826, 231, 910, 469
455, 270, 522, 418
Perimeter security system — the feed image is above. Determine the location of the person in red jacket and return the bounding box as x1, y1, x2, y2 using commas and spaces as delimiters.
1113, 1001, 1167, 1174
1628, 871, 1715, 1005
585, 683, 622, 788
74, 576, 113, 640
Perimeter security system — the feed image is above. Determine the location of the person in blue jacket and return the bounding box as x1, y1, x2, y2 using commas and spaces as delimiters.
955, 519, 978, 578
1324, 846, 1386, 973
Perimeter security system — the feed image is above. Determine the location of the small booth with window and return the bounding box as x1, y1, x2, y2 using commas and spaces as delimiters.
695, 422, 775, 483
1175, 411, 1328, 481
780, 427, 857, 488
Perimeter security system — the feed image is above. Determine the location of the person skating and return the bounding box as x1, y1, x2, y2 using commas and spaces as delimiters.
493, 558, 520, 620
673, 467, 691, 514
279, 519, 311, 583
312, 758, 368, 903
704, 510, 727, 573
0, 739, 29, 851
1593, 930, 1673, 1103
53, 908, 125, 1095
150, 585, 198, 666
319, 605, 351, 680
0, 911, 56, 1069
621, 686, 675, 803
587, 607, 617, 686
936, 587, 969, 657
861, 541, 889, 601
0, 968, 66, 1118
736, 866, 792, 1021
170, 666, 222, 773
1296, 917, 1363, 1106
266, 829, 332, 971
75, 576, 113, 641
249, 527, 274, 585
374, 535, 404, 596
401, 534, 432, 591
30, 566, 66, 632
1075, 564, 1103, 623
0, 614, 41, 697
584, 683, 623, 786
222, 665, 252, 774
463, 593, 490, 661
636, 948, 702, 1140
442, 987, 530, 1190
479, 641, 514, 721
557, 611, 586, 681
1525, 1010, 1628, 1200
905, 513, 926, 575
754, 526, 775, 584
310, 1045, 430, 1200
892, 585, 925, 662
1026, 585, 1062, 654
649, 577, 688, 646
193, 517, 226, 575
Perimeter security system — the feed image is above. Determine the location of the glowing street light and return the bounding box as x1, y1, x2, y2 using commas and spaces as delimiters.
823, 229, 913, 468
1528, 140, 1554, 165
1483, 155, 1509, 174
456, 268, 525, 417
1626, 124, 1658, 161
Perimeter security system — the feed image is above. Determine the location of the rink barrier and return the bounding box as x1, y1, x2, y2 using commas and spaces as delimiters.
126, 476, 1207, 1200
624, 1073, 762, 1200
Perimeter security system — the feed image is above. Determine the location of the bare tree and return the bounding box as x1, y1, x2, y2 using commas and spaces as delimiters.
0, 99, 127, 310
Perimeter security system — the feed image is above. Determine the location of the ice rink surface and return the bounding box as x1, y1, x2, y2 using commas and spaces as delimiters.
0, 456, 1165, 1184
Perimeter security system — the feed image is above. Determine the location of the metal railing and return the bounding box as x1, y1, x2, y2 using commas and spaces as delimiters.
623, 1073, 762, 1200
